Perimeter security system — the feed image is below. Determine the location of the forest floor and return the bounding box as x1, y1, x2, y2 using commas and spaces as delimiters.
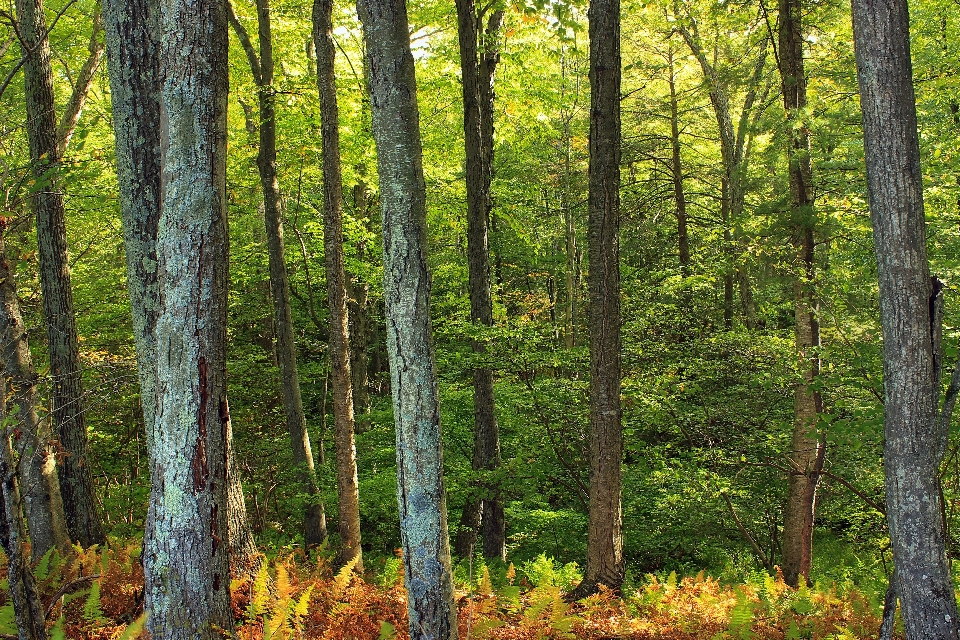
1, 542, 893, 639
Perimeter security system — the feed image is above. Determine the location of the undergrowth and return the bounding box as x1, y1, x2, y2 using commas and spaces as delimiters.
0, 543, 896, 639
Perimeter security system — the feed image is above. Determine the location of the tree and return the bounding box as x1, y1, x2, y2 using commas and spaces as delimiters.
16, 0, 105, 548
775, 0, 824, 588
141, 0, 233, 632
676, 8, 768, 329
572, 0, 624, 597
852, 0, 960, 634
357, 0, 458, 633
229, 0, 327, 549
0, 367, 47, 640
313, 0, 362, 568
453, 0, 505, 561
105, 0, 260, 576
0, 220, 70, 561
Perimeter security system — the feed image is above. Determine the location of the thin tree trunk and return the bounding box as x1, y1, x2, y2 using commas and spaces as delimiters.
0, 385, 47, 640
349, 177, 371, 432
852, 0, 960, 633
15, 0, 104, 548
229, 0, 327, 547
56, 9, 105, 157
0, 227, 70, 561
777, 0, 823, 588
667, 47, 690, 271
572, 0, 623, 598
358, 0, 458, 633
143, 0, 233, 632
313, 0, 362, 569
453, 0, 504, 562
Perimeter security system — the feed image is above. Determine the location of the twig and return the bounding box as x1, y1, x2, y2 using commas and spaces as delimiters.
722, 492, 771, 570
820, 469, 885, 514
44, 574, 101, 619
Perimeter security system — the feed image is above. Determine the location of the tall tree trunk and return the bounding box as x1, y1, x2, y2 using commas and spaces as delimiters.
777, 0, 824, 588
453, 0, 504, 562
0, 227, 70, 561
229, 0, 327, 548
572, 0, 623, 598
358, 0, 458, 633
15, 0, 105, 548
349, 177, 371, 432
0, 381, 47, 640
143, 0, 233, 633
313, 0, 363, 569
852, 0, 960, 635
667, 46, 690, 272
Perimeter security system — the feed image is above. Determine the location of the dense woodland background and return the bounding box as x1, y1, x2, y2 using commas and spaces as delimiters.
1, 0, 959, 634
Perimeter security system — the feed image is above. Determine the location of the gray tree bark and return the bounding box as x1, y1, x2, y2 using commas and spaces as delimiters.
0, 226, 70, 562
357, 0, 458, 633
313, 0, 363, 568
141, 0, 234, 633
229, 0, 327, 549
453, 0, 504, 562
852, 0, 960, 635
16, 0, 105, 549
106, 0, 259, 576
572, 0, 623, 598
0, 374, 47, 640
776, 0, 824, 589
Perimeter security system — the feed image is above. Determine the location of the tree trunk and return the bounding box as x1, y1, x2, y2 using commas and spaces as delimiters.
229, 0, 327, 548
56, 10, 105, 157
852, 0, 960, 634
349, 177, 371, 432
679, 21, 766, 329
667, 46, 690, 271
573, 0, 623, 598
313, 0, 363, 569
107, 0, 259, 575
777, 0, 824, 588
16, 0, 105, 549
143, 0, 233, 633
453, 0, 504, 562
0, 385, 48, 640
358, 0, 458, 633
0, 228, 70, 561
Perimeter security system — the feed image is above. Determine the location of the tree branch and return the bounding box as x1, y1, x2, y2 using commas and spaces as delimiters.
56, 5, 105, 156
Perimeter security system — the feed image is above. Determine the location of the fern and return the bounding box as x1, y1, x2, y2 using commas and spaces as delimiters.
246, 561, 272, 620
478, 565, 494, 596
83, 580, 107, 624
726, 589, 756, 640
378, 620, 397, 639
331, 555, 361, 599
116, 613, 147, 639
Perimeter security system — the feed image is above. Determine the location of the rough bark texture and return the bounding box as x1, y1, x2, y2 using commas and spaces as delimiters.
107, 0, 259, 576
16, 0, 105, 549
453, 0, 504, 562
777, 0, 824, 588
851, 0, 960, 635
143, 0, 233, 633
357, 0, 458, 633
574, 0, 624, 597
0, 228, 70, 562
229, 0, 327, 549
0, 387, 48, 640
313, 0, 363, 568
